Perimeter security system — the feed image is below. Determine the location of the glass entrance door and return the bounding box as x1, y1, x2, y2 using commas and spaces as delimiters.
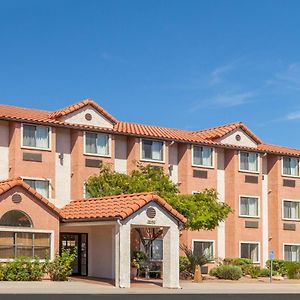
60, 233, 88, 276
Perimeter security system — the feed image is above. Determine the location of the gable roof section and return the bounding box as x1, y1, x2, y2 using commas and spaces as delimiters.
0, 178, 60, 216
60, 192, 187, 223
48, 98, 118, 124
194, 122, 262, 144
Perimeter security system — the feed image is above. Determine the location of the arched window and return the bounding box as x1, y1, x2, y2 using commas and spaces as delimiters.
0, 210, 33, 227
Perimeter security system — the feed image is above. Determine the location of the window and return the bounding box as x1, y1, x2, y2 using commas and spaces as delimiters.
141, 139, 164, 162
283, 157, 300, 177
240, 243, 259, 263
283, 200, 300, 220
240, 196, 259, 217
240, 152, 258, 172
85, 132, 110, 156
0, 231, 51, 259
22, 124, 50, 149
193, 241, 214, 259
0, 210, 32, 227
140, 239, 163, 261
192, 146, 213, 167
24, 179, 50, 198
284, 245, 300, 262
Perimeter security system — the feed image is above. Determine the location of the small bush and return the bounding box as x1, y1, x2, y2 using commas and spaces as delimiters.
179, 256, 191, 273
247, 265, 261, 278
209, 265, 242, 280
259, 268, 278, 277
266, 259, 287, 276
47, 248, 77, 281
0, 257, 46, 281
223, 258, 252, 266
285, 262, 300, 279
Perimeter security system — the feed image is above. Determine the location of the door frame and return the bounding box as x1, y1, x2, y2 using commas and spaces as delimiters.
60, 232, 88, 276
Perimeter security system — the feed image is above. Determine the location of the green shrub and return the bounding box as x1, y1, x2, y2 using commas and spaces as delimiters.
259, 268, 278, 277
285, 262, 300, 279
247, 265, 261, 278
266, 259, 287, 276
179, 256, 191, 273
47, 248, 77, 281
0, 257, 46, 281
223, 258, 252, 266
209, 265, 242, 280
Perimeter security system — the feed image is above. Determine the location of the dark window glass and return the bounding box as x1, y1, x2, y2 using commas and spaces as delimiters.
0, 210, 33, 227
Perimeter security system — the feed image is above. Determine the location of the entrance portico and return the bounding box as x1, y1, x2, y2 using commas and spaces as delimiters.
60, 192, 186, 288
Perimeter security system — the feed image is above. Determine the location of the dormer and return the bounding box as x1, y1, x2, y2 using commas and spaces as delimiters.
194, 122, 262, 148
48, 98, 117, 129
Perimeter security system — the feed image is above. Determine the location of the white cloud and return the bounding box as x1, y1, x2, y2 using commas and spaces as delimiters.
210, 63, 235, 85
286, 111, 300, 120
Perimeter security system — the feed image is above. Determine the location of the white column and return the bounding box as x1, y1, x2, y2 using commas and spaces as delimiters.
163, 226, 180, 288
217, 148, 225, 259
118, 223, 131, 288
262, 156, 269, 265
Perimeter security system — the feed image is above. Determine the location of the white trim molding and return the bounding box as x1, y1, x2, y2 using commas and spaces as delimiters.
282, 199, 300, 221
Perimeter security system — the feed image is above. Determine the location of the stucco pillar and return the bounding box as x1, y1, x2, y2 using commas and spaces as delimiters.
163, 226, 180, 288
118, 223, 131, 288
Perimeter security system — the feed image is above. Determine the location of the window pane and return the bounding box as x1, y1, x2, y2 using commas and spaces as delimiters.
34, 247, 50, 259
0, 232, 14, 245
23, 125, 36, 147
96, 134, 109, 155
241, 243, 259, 262
85, 133, 97, 153
193, 146, 202, 165
240, 152, 258, 171
16, 246, 33, 258
152, 239, 163, 260
283, 158, 291, 175
34, 233, 50, 247
193, 241, 213, 258
0, 246, 14, 258
35, 180, 49, 198
142, 140, 153, 160
152, 141, 163, 161
240, 197, 258, 216
16, 232, 33, 246
0, 210, 32, 227
36, 126, 49, 149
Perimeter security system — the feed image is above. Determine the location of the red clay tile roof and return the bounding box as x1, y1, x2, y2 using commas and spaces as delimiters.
60, 192, 187, 223
48, 98, 118, 124
114, 121, 212, 144
194, 122, 262, 144
0, 178, 60, 216
1, 100, 300, 157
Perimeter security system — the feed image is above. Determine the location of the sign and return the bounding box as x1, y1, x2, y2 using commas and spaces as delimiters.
269, 250, 275, 260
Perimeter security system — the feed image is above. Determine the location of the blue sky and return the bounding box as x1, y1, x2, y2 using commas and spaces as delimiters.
0, 0, 300, 147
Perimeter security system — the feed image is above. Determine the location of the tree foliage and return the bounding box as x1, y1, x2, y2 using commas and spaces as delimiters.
86, 163, 232, 230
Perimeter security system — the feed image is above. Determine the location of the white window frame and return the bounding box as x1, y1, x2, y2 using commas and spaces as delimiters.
192, 239, 215, 260
282, 199, 300, 221
238, 151, 260, 174
281, 156, 300, 178
140, 138, 165, 163
191, 145, 215, 169
21, 123, 51, 151
283, 243, 300, 262
239, 241, 260, 263
83, 131, 111, 158
239, 195, 260, 218
0, 227, 54, 262
21, 176, 52, 199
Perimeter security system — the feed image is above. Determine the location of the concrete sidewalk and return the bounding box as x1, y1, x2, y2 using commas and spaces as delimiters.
0, 281, 300, 294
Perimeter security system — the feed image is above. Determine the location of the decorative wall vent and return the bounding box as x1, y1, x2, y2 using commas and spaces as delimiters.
146, 207, 156, 219
245, 221, 259, 228
23, 152, 42, 162
283, 179, 296, 188
85, 159, 102, 168
235, 134, 241, 141
193, 170, 208, 179
85, 113, 92, 121
12, 193, 22, 203
245, 175, 258, 184
283, 223, 296, 231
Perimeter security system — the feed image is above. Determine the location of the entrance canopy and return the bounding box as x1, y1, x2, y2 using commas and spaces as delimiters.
60, 192, 186, 288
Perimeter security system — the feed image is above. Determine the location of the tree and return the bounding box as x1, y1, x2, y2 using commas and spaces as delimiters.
86, 163, 232, 276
